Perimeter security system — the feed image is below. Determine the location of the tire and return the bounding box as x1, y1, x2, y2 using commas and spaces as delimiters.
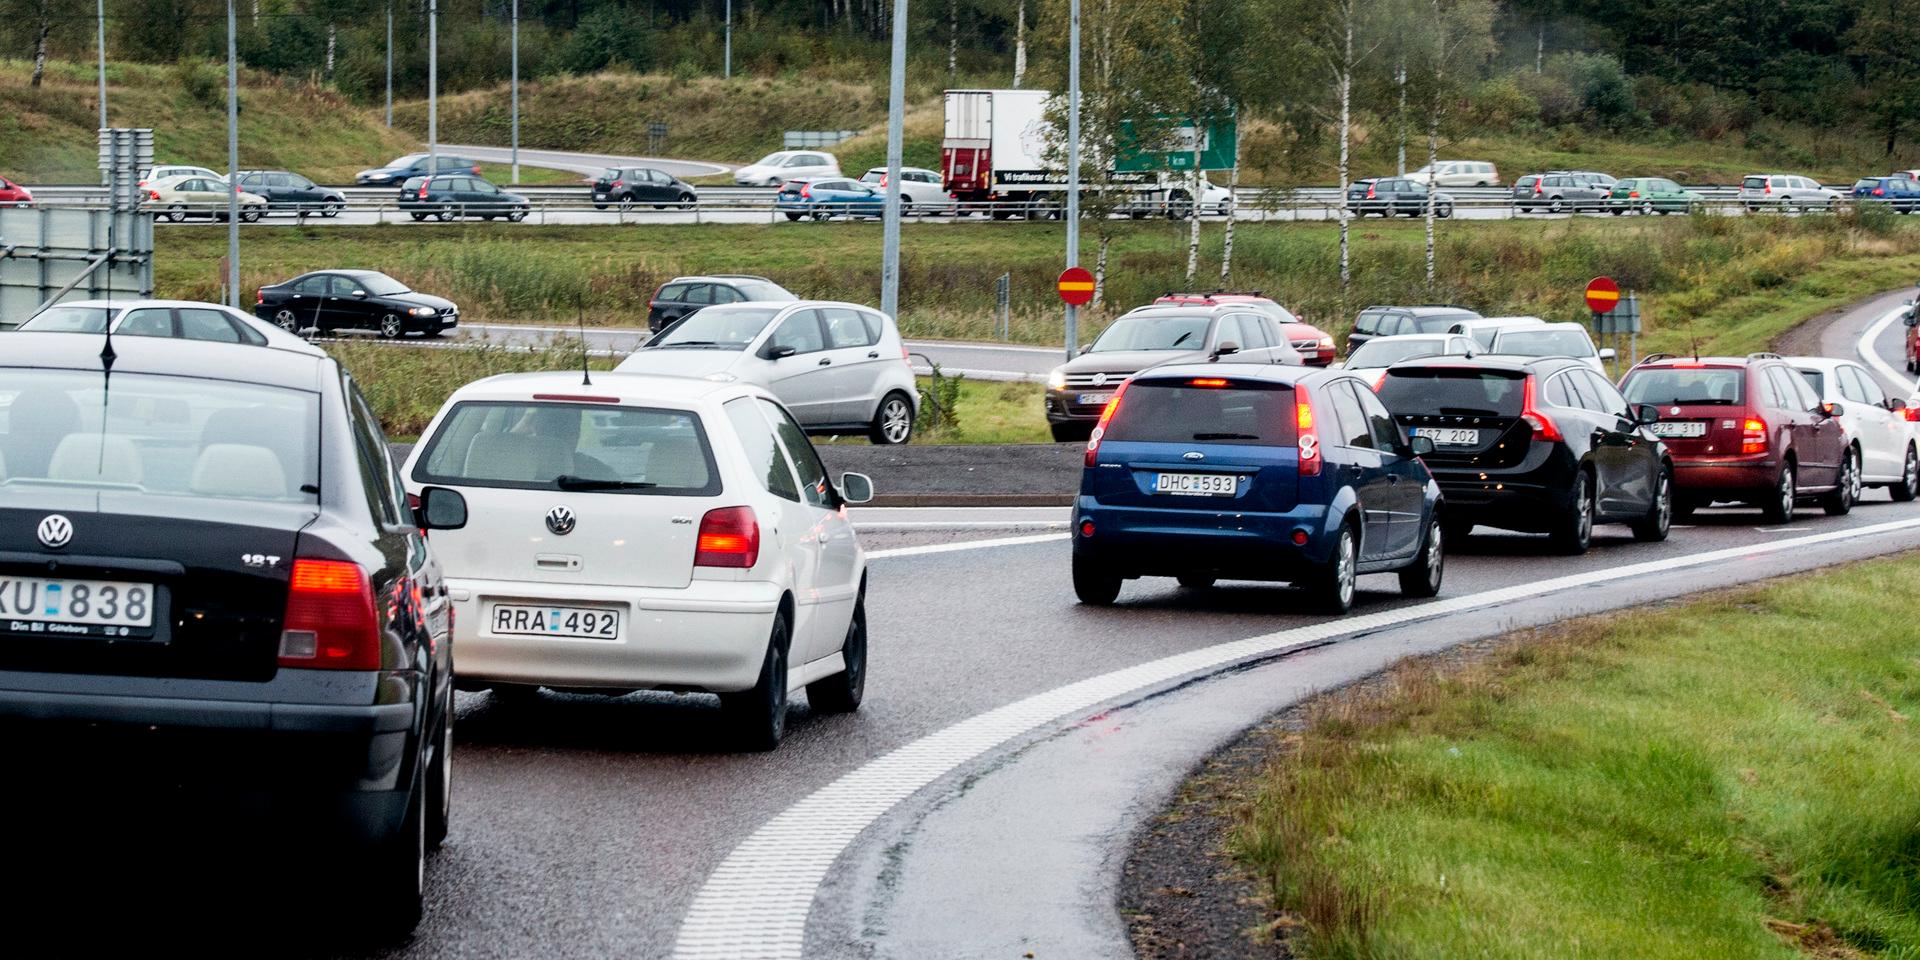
1176, 574, 1216, 590
1640, 200, 1655, 216
1822, 448, 1858, 516
1761, 462, 1796, 524
1550, 470, 1595, 554
1307, 524, 1358, 614
409, 212, 426, 221
1166, 191, 1192, 220
1630, 466, 1674, 542
1050, 421, 1093, 443
679, 193, 696, 207
1548, 196, 1564, 213
271, 308, 298, 333
379, 314, 404, 339
241, 206, 263, 223
436, 206, 455, 222
366, 770, 426, 939
719, 616, 791, 752
481, 214, 496, 221
1893, 445, 1919, 502
618, 194, 637, 211
594, 202, 608, 211
900, 199, 914, 218
1072, 550, 1122, 606
811, 209, 829, 222
322, 201, 341, 218
785, 213, 803, 222
507, 208, 527, 223
868, 391, 914, 445
1397, 517, 1444, 598
805, 590, 866, 714
166, 205, 187, 223
425, 702, 451, 850
1438, 203, 1454, 219
1610, 207, 1624, 216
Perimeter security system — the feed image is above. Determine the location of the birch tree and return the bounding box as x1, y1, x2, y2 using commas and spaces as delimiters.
1411, 0, 1494, 291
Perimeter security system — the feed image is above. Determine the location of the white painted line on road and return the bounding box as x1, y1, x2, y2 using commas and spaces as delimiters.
670, 516, 1920, 959
865, 532, 1068, 560
1858, 305, 1916, 394
856, 521, 1070, 533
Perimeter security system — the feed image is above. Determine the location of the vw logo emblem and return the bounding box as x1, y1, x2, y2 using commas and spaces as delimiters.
37, 514, 73, 550
1091, 373, 1109, 387
1183, 451, 1205, 461
545, 506, 576, 536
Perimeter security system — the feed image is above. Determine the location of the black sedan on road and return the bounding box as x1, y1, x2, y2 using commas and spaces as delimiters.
1375, 356, 1673, 553
1346, 177, 1455, 218
356, 152, 480, 185
0, 331, 466, 935
257, 269, 459, 338
234, 170, 346, 216
398, 174, 530, 222
593, 166, 699, 209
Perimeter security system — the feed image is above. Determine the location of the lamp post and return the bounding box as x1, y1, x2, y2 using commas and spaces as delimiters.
879, 0, 908, 320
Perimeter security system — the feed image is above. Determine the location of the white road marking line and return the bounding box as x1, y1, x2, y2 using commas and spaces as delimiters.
670, 516, 1920, 959
1858, 305, 1916, 394
865, 532, 1068, 560
855, 521, 1071, 532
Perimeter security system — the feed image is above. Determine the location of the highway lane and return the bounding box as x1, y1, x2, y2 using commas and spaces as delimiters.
440, 144, 732, 181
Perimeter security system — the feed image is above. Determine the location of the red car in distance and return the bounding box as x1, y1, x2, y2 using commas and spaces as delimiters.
1153, 292, 1335, 365
0, 175, 32, 207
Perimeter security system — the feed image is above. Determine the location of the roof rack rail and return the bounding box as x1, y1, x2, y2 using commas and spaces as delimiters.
709, 274, 775, 282
1636, 353, 1677, 365
1416, 303, 1477, 310
1746, 351, 1783, 360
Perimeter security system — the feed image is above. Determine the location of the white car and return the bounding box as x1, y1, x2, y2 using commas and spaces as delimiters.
402, 372, 875, 750
1792, 357, 1920, 501
1448, 315, 1546, 350
1738, 174, 1840, 212
18, 298, 318, 352
1409, 160, 1501, 188
142, 173, 268, 222
1486, 321, 1614, 372
138, 164, 223, 186
1340, 333, 1478, 383
735, 150, 841, 187
618, 300, 919, 444
859, 166, 957, 215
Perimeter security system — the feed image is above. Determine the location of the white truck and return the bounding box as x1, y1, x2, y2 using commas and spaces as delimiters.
939, 89, 1228, 219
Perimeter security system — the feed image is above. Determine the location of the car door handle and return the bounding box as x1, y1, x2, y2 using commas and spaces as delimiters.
818, 357, 832, 366
867, 351, 880, 359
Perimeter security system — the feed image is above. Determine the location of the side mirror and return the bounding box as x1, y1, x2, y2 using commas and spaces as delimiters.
839, 472, 875, 504
1889, 398, 1908, 411
352, 290, 368, 299
416, 487, 468, 531
1409, 435, 1436, 456
1821, 401, 1844, 418
1079, 343, 1093, 355
1211, 340, 1241, 360
1598, 347, 1617, 361
1904, 310, 1917, 328
764, 344, 798, 360
1632, 403, 1661, 425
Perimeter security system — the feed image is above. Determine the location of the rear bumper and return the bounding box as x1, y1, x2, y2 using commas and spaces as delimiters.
1428, 473, 1569, 531
1672, 455, 1779, 498
1073, 498, 1335, 580
448, 577, 782, 692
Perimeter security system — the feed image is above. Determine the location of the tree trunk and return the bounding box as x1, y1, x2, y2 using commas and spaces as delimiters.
1536, 21, 1544, 73
1012, 0, 1027, 88
1396, 59, 1407, 175
1336, 12, 1353, 318
1185, 156, 1202, 283
1424, 93, 1440, 291
1220, 161, 1238, 285
948, 0, 959, 76
1094, 231, 1111, 308
30, 21, 49, 88
326, 23, 337, 81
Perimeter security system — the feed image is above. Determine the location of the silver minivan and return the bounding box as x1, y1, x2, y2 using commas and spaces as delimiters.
615, 300, 919, 444
1738, 174, 1839, 212
1411, 160, 1501, 187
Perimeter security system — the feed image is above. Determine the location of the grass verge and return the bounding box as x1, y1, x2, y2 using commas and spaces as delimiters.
323, 338, 613, 440
1231, 552, 1920, 959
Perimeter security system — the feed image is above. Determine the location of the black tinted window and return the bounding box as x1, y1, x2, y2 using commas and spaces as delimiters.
1327, 382, 1373, 449
1102, 380, 1296, 446
724, 398, 799, 501
1378, 368, 1526, 416
761, 400, 832, 507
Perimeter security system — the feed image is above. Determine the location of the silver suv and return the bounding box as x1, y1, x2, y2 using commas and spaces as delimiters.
1738, 174, 1839, 213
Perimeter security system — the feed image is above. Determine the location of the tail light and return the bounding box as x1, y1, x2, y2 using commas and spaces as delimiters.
417, 184, 430, 199
1629, 190, 1640, 198
695, 507, 760, 568
801, 184, 813, 199
1297, 391, 1322, 476
1764, 181, 1773, 194
147, 190, 161, 201
256, 289, 264, 305
1085, 380, 1132, 467
1875, 187, 1886, 197
1365, 184, 1376, 199
471, 165, 482, 175
880, 174, 889, 187
901, 344, 912, 365
1533, 180, 1542, 195
1903, 407, 1920, 422
1520, 376, 1563, 442
612, 179, 624, 189
1372, 371, 1388, 392
1741, 417, 1768, 454
279, 558, 381, 670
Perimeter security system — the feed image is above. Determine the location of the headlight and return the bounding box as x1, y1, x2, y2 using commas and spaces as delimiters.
1047, 366, 1068, 390
410, 306, 435, 317
1318, 336, 1334, 349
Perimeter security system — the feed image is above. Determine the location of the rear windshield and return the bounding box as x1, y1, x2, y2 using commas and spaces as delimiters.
0, 369, 317, 503
648, 306, 781, 348
412, 401, 720, 496
1347, 338, 1448, 368
21, 306, 112, 333
1855, 179, 1881, 191
1491, 329, 1594, 358
1377, 368, 1526, 416
1102, 380, 1296, 446
1090, 315, 1211, 352
1621, 368, 1745, 405
1744, 177, 1767, 190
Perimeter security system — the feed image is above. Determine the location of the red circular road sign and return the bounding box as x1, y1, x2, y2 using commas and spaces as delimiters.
1057, 266, 1096, 306
1585, 276, 1621, 314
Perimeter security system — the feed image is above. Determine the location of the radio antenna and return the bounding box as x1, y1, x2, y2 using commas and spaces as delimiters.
578, 296, 592, 387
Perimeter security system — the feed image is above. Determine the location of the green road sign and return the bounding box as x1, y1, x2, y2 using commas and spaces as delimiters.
1114, 116, 1238, 172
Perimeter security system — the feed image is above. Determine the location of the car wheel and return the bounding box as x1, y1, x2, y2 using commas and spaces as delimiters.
241, 206, 262, 223
322, 201, 341, 218
1439, 203, 1454, 219
1761, 461, 1796, 524
1610, 207, 1624, 216
425, 703, 451, 850
1630, 466, 1674, 542
1640, 200, 1655, 216
1822, 448, 1858, 516
271, 308, 299, 333
367, 768, 426, 939
868, 391, 914, 445
1050, 422, 1093, 443
784, 213, 803, 222
379, 314, 404, 339
410, 212, 427, 221
618, 194, 636, 211
1176, 574, 1216, 589
1166, 191, 1192, 220
436, 206, 455, 222
811, 209, 829, 222
1550, 470, 1595, 554
720, 616, 790, 752
1072, 550, 1123, 606
805, 589, 866, 714
1308, 524, 1357, 614
679, 193, 697, 207
594, 202, 608, 211
1893, 445, 1919, 502
507, 208, 527, 222
1548, 196, 1564, 213
481, 213, 497, 221
1397, 517, 1445, 598
166, 204, 187, 222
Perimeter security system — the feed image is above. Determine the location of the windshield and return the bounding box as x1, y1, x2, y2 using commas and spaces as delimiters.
353, 274, 410, 296
733, 281, 797, 301
1377, 368, 1526, 417
1348, 338, 1450, 368
412, 401, 720, 495
1491, 329, 1594, 358
20, 306, 112, 333
649, 306, 781, 348
1103, 381, 1296, 446
1090, 315, 1211, 352
1621, 368, 1744, 405
0, 370, 317, 503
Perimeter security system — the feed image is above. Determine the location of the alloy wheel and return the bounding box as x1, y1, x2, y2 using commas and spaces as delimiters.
1422, 522, 1443, 592
1904, 448, 1918, 499
880, 398, 912, 444
1334, 530, 1356, 609
272, 309, 297, 332
381, 314, 403, 338
1849, 450, 1863, 503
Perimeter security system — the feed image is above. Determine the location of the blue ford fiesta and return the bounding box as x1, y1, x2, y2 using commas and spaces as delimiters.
1072, 363, 1445, 612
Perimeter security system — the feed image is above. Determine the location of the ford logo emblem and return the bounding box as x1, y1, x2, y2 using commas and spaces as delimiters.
1183, 451, 1205, 461
37, 514, 73, 550
545, 506, 577, 536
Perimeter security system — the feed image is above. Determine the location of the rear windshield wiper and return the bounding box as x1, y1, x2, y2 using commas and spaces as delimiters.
654, 340, 724, 348
1193, 432, 1261, 440
554, 475, 656, 491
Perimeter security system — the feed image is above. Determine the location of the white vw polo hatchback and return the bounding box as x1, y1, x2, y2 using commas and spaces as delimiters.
402, 371, 874, 750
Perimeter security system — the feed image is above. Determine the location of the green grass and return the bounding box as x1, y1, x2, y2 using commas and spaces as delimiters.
1231, 553, 1920, 959
323, 339, 614, 440
476, 162, 584, 187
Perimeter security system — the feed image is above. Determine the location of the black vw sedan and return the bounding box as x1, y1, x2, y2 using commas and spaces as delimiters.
255, 269, 459, 339
0, 331, 466, 934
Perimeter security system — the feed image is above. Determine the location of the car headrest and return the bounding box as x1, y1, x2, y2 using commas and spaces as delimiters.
47, 434, 144, 485
643, 437, 709, 489
190, 444, 290, 499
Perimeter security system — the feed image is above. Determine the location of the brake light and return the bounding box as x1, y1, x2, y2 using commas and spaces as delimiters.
1297, 392, 1321, 476
880, 174, 889, 187
1533, 180, 1542, 195
901, 344, 912, 364
612, 179, 624, 189
1875, 188, 1886, 197
256, 289, 264, 304
1903, 407, 1920, 422
1365, 183, 1376, 199
1764, 181, 1772, 194
532, 393, 620, 403
1189, 378, 1229, 387
279, 559, 381, 670
1629, 190, 1640, 198
1085, 379, 1131, 467
1520, 376, 1563, 442
1372, 371, 1388, 392
417, 184, 429, 199
471, 165, 482, 175
1742, 417, 1768, 455
801, 184, 813, 199
695, 506, 760, 568
147, 190, 161, 201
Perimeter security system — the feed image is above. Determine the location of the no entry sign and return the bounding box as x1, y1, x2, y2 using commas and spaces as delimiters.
1057, 267, 1095, 306
1585, 276, 1621, 314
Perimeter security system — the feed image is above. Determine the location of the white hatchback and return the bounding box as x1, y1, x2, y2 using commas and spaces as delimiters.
735, 150, 841, 187
402, 372, 875, 750
1790, 357, 1920, 501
